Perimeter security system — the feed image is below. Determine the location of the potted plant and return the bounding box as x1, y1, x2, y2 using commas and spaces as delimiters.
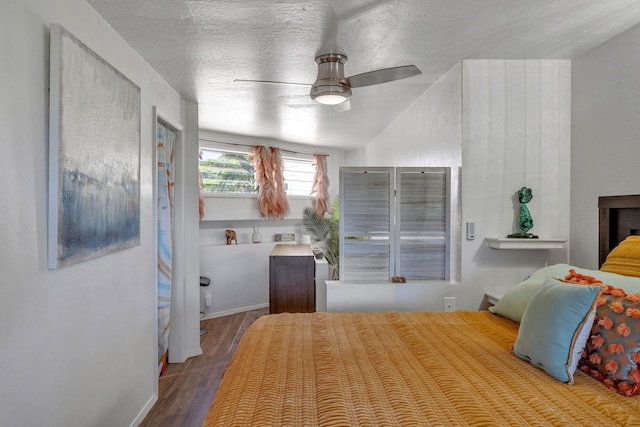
302, 195, 339, 280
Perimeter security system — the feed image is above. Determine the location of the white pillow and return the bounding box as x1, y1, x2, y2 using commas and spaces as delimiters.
489, 264, 575, 323
489, 263, 640, 323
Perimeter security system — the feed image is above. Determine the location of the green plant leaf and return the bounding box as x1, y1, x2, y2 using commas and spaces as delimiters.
302, 195, 340, 279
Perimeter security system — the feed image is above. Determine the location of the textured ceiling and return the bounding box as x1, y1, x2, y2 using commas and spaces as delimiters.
88, 0, 640, 148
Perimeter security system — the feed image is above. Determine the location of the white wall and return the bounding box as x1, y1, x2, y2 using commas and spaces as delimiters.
198, 129, 346, 317
360, 63, 463, 170
349, 63, 468, 310
361, 62, 463, 282
571, 25, 640, 269
0, 1, 191, 426
462, 60, 572, 298
168, 101, 202, 363
370, 63, 462, 281
349, 60, 572, 310
200, 227, 304, 316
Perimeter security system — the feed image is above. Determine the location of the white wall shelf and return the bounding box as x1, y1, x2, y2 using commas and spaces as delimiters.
485, 237, 567, 250
485, 291, 506, 305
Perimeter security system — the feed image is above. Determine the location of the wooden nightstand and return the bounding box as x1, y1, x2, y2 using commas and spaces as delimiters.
269, 244, 315, 314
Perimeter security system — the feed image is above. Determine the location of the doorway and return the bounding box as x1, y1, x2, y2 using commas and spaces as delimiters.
154, 112, 183, 375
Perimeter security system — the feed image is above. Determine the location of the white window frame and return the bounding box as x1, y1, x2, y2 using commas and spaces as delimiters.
198, 141, 315, 198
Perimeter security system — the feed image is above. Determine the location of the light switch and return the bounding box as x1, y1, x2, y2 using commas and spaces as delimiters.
466, 222, 475, 240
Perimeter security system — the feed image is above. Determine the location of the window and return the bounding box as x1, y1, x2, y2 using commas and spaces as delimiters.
199, 149, 254, 193
339, 167, 450, 281
282, 157, 315, 196
199, 146, 315, 196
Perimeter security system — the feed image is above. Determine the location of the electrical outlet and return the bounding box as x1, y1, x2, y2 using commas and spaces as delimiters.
205, 289, 212, 307
444, 297, 456, 312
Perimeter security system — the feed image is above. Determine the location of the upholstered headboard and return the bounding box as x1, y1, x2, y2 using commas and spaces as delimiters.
599, 194, 640, 267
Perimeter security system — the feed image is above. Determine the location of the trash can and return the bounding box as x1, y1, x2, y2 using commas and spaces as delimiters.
200, 276, 211, 336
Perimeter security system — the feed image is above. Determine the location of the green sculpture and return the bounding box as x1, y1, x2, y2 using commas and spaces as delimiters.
508, 187, 538, 238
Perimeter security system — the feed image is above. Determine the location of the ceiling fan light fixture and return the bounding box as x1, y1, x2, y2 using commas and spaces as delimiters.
310, 53, 352, 105
311, 86, 352, 105
313, 93, 350, 105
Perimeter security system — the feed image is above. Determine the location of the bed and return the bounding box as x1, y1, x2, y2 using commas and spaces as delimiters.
203, 195, 640, 426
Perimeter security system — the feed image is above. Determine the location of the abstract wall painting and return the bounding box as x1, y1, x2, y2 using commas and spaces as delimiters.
48, 24, 141, 269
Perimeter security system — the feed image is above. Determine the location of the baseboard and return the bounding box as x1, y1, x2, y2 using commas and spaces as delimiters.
186, 347, 203, 358
201, 303, 269, 320
130, 391, 157, 427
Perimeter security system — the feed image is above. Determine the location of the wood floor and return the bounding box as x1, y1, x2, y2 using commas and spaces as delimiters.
140, 311, 246, 427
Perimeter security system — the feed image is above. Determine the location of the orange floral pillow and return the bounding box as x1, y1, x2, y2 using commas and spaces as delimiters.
565, 270, 640, 396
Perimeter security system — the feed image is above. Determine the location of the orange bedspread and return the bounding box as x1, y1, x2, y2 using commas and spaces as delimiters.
204, 311, 640, 426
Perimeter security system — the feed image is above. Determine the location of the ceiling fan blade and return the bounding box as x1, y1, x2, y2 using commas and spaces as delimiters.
346, 65, 421, 88
234, 79, 311, 87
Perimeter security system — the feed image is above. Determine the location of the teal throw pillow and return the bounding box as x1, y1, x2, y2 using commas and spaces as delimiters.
512, 277, 601, 384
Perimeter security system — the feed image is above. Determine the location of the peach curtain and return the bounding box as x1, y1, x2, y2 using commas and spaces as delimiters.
311, 154, 330, 217
250, 146, 290, 219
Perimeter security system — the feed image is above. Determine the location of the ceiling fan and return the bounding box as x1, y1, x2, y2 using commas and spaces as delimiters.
235, 53, 422, 105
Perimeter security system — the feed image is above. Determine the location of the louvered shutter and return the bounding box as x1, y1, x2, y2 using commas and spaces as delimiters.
339, 168, 394, 280
339, 167, 450, 281
396, 168, 449, 280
